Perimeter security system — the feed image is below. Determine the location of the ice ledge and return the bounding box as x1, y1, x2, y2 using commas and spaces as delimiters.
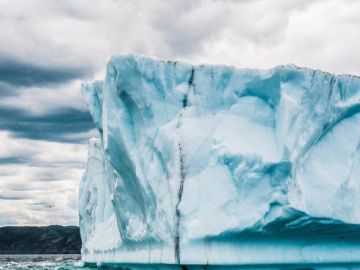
82, 216, 360, 265
82, 239, 360, 266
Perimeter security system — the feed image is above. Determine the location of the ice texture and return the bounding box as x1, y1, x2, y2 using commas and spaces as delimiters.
79, 55, 360, 266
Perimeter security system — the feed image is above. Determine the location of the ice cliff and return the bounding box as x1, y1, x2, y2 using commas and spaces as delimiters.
79, 55, 360, 266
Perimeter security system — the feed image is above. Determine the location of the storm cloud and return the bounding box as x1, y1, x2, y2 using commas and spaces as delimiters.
0, 193, 31, 200
0, 58, 93, 87
0, 106, 94, 143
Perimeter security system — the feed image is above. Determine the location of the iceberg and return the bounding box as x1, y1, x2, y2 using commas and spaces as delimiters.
79, 54, 360, 267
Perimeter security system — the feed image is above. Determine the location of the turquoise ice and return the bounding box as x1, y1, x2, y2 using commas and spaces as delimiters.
80, 55, 360, 266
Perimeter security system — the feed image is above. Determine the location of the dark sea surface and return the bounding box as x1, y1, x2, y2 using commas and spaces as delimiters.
0, 254, 88, 270
2, 255, 360, 270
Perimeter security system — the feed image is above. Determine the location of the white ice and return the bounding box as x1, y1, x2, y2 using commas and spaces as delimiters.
79, 55, 360, 266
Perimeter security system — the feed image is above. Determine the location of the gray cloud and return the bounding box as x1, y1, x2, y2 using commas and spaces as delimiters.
0, 57, 93, 87
33, 171, 72, 182
29, 201, 55, 211
6, 183, 36, 192
0, 82, 17, 97
0, 106, 94, 143
148, 0, 228, 56
0, 156, 29, 164
0, 193, 30, 200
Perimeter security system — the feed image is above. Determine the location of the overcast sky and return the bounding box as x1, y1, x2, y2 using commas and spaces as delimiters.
0, 0, 360, 226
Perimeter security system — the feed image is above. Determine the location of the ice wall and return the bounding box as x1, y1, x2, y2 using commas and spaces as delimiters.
79, 55, 360, 266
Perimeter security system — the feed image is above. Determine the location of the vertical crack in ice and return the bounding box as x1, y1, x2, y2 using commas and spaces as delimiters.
292, 75, 337, 193
175, 66, 194, 264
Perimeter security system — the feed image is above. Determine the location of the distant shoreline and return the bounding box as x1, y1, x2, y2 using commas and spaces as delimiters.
0, 225, 81, 254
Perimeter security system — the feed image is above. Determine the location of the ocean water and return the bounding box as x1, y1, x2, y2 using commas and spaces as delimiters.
2, 255, 360, 270
0, 255, 89, 270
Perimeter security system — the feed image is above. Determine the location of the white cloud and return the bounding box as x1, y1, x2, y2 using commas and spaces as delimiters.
0, 132, 87, 225
1, 0, 359, 75
194, 0, 360, 74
